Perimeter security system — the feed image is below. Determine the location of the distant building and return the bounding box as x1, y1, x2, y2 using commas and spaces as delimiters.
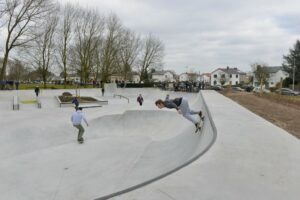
152, 70, 176, 82
109, 74, 124, 83
108, 71, 141, 83
253, 66, 289, 88
199, 73, 211, 84
68, 74, 81, 84
131, 71, 140, 83
211, 67, 246, 86
179, 72, 200, 82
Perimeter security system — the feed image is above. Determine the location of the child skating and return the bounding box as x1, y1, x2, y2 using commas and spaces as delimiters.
71, 107, 89, 143
155, 97, 204, 133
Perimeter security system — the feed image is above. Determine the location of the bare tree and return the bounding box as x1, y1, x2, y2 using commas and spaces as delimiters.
25, 8, 59, 88
117, 28, 140, 81
99, 13, 123, 83
252, 63, 269, 95
57, 3, 75, 88
7, 59, 30, 81
138, 34, 164, 83
0, 0, 55, 83
73, 7, 105, 85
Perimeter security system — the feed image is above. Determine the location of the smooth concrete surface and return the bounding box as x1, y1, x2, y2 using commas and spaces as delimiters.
0, 88, 215, 200
1, 89, 299, 200
116, 90, 300, 200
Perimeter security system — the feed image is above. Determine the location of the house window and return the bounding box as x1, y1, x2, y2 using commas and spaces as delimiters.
236, 81, 238, 85
214, 81, 217, 85
214, 74, 217, 78
230, 81, 232, 85
236, 74, 238, 78
230, 74, 232, 78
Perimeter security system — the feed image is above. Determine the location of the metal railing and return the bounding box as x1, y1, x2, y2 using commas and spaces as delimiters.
113, 94, 130, 103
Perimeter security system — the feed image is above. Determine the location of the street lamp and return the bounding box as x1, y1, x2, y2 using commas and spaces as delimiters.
293, 57, 296, 91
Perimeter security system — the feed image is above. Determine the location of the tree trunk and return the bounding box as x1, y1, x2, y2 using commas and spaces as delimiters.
0, 51, 10, 82
260, 80, 263, 96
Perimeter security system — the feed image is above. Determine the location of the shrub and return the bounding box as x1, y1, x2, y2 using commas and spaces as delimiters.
62, 92, 72, 97
125, 83, 154, 88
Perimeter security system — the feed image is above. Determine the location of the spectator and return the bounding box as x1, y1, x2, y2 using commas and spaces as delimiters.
34, 86, 40, 97
15, 81, 19, 90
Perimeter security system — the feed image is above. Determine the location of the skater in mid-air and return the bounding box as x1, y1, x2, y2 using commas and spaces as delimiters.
155, 97, 204, 132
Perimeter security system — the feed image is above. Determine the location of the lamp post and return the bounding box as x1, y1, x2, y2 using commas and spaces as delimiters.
293, 57, 296, 91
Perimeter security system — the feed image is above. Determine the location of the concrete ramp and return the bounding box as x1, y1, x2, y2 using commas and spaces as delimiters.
0, 92, 217, 200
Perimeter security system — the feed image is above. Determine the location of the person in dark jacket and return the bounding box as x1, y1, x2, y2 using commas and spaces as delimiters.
15, 81, 19, 90
34, 86, 40, 97
155, 97, 204, 130
72, 97, 79, 110
137, 94, 144, 106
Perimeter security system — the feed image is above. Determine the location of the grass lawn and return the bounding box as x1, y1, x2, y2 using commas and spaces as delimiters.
19, 84, 96, 90
21, 100, 37, 104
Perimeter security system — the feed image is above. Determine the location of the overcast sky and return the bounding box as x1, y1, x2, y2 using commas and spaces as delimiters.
46, 0, 300, 73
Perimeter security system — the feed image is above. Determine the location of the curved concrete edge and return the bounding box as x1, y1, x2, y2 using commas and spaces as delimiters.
94, 91, 218, 200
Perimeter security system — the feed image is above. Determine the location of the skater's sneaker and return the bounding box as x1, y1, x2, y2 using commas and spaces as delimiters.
195, 122, 202, 133
78, 138, 84, 144
199, 111, 205, 121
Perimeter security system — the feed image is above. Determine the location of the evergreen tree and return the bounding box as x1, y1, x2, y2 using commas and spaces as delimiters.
282, 40, 300, 85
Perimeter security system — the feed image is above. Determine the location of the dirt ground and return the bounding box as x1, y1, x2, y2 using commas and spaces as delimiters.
221, 91, 300, 139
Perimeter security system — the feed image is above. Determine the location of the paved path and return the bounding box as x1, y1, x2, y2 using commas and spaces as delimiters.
115, 90, 300, 200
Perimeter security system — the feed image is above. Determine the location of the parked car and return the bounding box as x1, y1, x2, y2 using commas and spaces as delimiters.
253, 87, 270, 93
232, 87, 245, 92
241, 85, 254, 92
276, 88, 300, 96
209, 85, 223, 91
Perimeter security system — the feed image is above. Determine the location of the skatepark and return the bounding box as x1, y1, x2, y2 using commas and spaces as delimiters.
0, 87, 299, 200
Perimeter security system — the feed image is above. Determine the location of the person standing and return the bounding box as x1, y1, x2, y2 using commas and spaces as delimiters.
34, 86, 40, 97
137, 94, 144, 106
101, 87, 105, 96
15, 81, 19, 90
71, 107, 89, 143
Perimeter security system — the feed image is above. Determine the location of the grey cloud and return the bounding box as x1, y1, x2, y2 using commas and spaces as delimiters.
60, 0, 300, 73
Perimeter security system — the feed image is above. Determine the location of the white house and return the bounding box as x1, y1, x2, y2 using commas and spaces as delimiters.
152, 70, 176, 82
199, 73, 211, 84
131, 71, 140, 83
68, 74, 81, 84
211, 67, 246, 86
179, 72, 200, 82
253, 66, 289, 88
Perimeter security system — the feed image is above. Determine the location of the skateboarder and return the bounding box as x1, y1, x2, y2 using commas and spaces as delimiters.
72, 97, 79, 110
155, 97, 204, 132
71, 107, 89, 143
137, 94, 144, 106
